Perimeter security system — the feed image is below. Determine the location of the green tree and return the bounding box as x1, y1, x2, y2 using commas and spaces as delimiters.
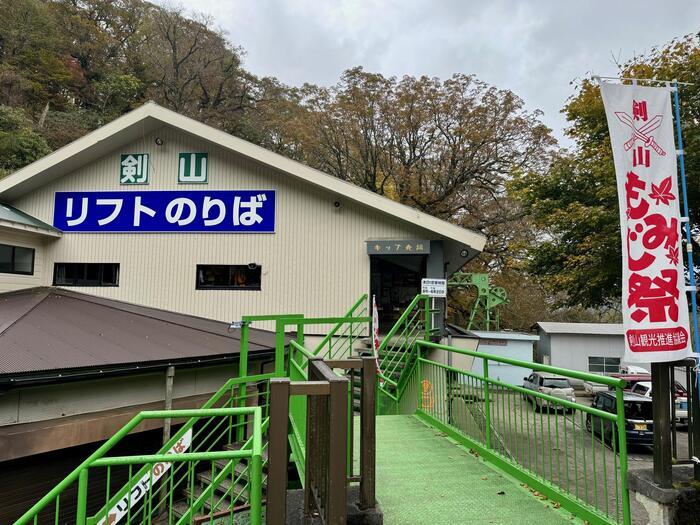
0, 105, 50, 177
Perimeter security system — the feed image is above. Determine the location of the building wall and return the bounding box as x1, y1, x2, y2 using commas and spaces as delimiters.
9, 126, 434, 330
548, 333, 624, 371
0, 228, 49, 293
0, 361, 271, 426
471, 339, 535, 386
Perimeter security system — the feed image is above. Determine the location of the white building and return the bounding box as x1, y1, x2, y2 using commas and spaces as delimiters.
535, 322, 650, 384
0, 102, 486, 333
0, 103, 487, 511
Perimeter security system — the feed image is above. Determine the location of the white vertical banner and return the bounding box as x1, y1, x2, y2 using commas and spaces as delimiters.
601, 82, 691, 362
372, 295, 383, 380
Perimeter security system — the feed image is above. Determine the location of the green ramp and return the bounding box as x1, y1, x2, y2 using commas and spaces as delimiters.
371, 415, 581, 525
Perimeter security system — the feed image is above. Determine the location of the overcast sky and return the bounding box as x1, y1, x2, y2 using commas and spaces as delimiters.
172, 0, 699, 146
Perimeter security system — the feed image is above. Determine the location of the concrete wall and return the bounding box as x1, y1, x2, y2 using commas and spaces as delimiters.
8, 125, 437, 332
0, 228, 50, 293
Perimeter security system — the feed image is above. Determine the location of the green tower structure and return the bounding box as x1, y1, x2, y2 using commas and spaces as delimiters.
447, 272, 508, 331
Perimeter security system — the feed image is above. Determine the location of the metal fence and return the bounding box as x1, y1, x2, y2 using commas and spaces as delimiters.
408, 340, 631, 525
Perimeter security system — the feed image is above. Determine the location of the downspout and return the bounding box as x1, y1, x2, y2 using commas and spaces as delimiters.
163, 366, 175, 444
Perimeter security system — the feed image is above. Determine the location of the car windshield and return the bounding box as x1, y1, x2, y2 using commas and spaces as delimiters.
543, 378, 570, 388
625, 400, 653, 420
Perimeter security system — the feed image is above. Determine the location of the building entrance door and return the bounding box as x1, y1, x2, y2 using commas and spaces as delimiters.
370, 255, 426, 332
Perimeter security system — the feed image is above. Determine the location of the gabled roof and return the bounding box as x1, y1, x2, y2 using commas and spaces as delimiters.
0, 287, 277, 380
535, 322, 624, 336
0, 102, 486, 253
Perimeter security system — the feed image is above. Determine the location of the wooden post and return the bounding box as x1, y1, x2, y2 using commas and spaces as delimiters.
359, 357, 376, 509
267, 379, 290, 525
652, 362, 672, 487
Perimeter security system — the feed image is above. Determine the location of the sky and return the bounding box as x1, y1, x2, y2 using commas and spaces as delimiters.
171, 0, 700, 146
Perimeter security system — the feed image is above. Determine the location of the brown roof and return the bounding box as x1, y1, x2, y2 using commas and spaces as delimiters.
0, 288, 277, 377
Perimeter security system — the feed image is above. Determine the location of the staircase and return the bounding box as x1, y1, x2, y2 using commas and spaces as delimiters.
164, 442, 269, 524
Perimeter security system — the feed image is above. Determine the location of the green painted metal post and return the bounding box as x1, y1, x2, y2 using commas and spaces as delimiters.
296, 322, 304, 350
239, 322, 250, 377
275, 320, 286, 377
76, 469, 88, 525
236, 321, 250, 442
249, 454, 263, 525
483, 359, 492, 449
615, 386, 631, 525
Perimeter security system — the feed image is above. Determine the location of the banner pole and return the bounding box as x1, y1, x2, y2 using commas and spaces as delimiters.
671, 81, 700, 356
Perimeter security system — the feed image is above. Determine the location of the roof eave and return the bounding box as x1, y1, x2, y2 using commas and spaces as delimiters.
0, 219, 62, 238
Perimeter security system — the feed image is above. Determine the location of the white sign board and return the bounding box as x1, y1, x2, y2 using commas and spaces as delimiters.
600, 82, 691, 363
421, 278, 447, 298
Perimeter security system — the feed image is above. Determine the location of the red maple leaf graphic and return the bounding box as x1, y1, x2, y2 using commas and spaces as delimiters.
649, 177, 676, 205
667, 245, 679, 266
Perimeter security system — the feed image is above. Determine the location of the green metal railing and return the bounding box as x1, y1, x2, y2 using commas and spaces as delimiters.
15, 297, 369, 525
15, 407, 265, 525
15, 374, 273, 525
313, 294, 368, 360
397, 340, 631, 525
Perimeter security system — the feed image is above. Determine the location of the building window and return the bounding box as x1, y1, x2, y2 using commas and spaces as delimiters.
196, 264, 261, 290
0, 244, 35, 275
54, 263, 119, 286
588, 356, 621, 374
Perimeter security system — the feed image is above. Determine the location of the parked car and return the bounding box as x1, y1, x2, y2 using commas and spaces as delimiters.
610, 373, 687, 398
609, 373, 652, 391
630, 381, 688, 427
522, 372, 576, 412
586, 391, 654, 446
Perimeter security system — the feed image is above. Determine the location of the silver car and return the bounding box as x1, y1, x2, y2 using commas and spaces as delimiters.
523, 372, 576, 412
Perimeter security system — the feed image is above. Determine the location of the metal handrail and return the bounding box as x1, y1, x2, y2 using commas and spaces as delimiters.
377, 294, 428, 354
402, 341, 631, 525
15, 407, 265, 525
417, 340, 627, 388
314, 293, 368, 355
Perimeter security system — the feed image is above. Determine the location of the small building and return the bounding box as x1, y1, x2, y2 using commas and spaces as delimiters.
534, 322, 650, 384
469, 330, 539, 385
442, 326, 538, 385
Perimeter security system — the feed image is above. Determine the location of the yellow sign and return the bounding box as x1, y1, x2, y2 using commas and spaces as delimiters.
421, 379, 433, 410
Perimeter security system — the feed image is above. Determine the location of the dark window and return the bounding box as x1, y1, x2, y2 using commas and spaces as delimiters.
196, 264, 261, 290
543, 378, 571, 389
0, 244, 35, 275
54, 263, 119, 286
624, 400, 653, 421
588, 356, 620, 374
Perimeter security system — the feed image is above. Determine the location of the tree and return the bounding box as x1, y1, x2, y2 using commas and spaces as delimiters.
0, 105, 50, 176
272, 68, 555, 266
510, 33, 700, 309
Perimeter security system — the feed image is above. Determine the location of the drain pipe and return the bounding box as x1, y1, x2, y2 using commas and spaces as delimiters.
163, 365, 175, 445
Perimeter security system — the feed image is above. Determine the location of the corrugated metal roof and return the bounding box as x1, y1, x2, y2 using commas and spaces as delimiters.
0, 202, 59, 233
535, 322, 624, 336
0, 288, 277, 376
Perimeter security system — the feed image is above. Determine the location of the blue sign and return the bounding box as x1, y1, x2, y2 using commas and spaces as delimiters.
53, 190, 275, 233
